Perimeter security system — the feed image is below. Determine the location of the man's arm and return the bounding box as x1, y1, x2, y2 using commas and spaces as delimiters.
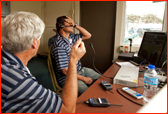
59, 38, 86, 113
75, 25, 92, 40
65, 16, 91, 40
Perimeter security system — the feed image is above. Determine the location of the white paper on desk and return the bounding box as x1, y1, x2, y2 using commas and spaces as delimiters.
116, 62, 136, 67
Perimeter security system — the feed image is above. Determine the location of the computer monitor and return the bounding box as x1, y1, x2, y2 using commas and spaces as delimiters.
138, 32, 167, 68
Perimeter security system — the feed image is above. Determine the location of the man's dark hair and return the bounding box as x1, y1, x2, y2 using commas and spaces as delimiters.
56, 16, 68, 33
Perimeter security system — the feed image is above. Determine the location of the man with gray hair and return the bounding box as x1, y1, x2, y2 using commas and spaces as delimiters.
1, 11, 86, 113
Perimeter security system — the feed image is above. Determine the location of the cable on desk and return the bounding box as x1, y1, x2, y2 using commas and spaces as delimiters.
76, 101, 87, 104
158, 60, 167, 75
139, 60, 148, 72
107, 90, 114, 94
90, 43, 113, 80
110, 104, 123, 107
117, 86, 144, 106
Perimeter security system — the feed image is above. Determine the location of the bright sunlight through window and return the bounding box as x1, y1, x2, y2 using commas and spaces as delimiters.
124, 1, 166, 46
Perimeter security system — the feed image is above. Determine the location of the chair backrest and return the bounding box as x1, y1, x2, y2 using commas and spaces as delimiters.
47, 45, 62, 95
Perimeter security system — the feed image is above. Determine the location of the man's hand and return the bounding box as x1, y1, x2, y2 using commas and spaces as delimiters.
70, 38, 86, 62
83, 77, 93, 85
65, 16, 75, 26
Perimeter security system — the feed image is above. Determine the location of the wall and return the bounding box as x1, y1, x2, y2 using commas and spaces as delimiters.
1, 17, 4, 24
10, 1, 43, 53
10, 1, 41, 16
80, 1, 116, 73
7, 1, 79, 53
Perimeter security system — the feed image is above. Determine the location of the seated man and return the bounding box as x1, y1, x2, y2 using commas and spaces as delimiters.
1, 11, 86, 113
51, 16, 101, 96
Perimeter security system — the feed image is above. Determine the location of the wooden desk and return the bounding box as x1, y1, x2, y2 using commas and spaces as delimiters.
76, 63, 145, 113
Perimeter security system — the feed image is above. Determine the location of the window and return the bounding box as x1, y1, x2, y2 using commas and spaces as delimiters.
123, 1, 166, 46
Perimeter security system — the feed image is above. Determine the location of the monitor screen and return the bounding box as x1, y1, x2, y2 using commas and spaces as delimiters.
138, 32, 167, 68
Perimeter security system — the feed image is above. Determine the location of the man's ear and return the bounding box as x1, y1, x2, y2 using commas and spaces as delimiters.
32, 38, 38, 49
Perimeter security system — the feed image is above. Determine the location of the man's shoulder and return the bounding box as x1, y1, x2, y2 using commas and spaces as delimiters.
52, 39, 62, 48
1, 53, 34, 81
1, 63, 32, 81
49, 35, 57, 39
52, 36, 66, 49
49, 35, 57, 42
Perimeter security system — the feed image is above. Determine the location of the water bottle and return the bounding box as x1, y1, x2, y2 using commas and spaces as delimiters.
143, 65, 158, 103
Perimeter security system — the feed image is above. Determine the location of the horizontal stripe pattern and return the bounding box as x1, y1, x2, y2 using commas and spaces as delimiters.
1, 49, 62, 113
51, 33, 82, 86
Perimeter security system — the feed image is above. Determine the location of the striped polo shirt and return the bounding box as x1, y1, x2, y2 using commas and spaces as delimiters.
51, 33, 82, 86
1, 49, 62, 113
